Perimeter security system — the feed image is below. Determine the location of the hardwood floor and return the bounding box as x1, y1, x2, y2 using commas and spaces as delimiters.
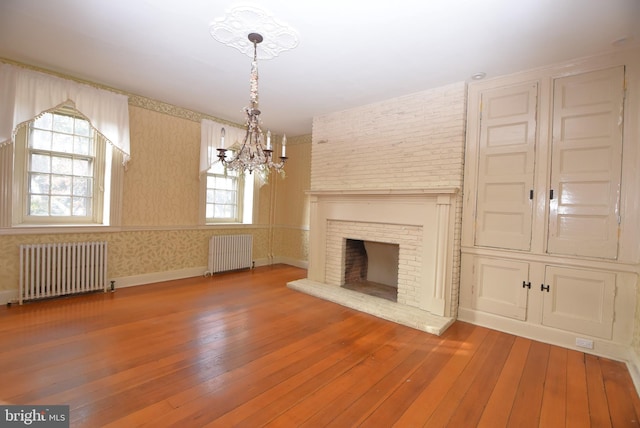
1, 264, 638, 427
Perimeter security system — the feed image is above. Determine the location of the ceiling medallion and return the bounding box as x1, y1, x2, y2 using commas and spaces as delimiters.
209, 6, 299, 60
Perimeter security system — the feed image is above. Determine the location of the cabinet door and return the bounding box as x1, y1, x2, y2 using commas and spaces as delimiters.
541, 266, 615, 339
548, 67, 624, 259
475, 83, 537, 250
472, 257, 529, 320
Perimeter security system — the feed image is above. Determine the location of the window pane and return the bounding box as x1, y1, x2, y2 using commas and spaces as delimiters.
74, 119, 91, 137
51, 175, 72, 195
206, 204, 214, 218
214, 190, 235, 204
29, 195, 49, 216
74, 136, 91, 155
52, 132, 74, 153
52, 156, 73, 175
73, 158, 91, 176
206, 189, 215, 203
224, 205, 235, 218
52, 114, 73, 133
30, 173, 50, 194
72, 197, 89, 216
50, 196, 71, 216
33, 113, 53, 130
31, 129, 52, 150
30, 154, 50, 173
216, 176, 235, 190
214, 204, 234, 219
73, 177, 91, 196
206, 176, 216, 188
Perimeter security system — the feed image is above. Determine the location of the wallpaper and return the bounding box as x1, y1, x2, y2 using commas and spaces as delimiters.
273, 228, 309, 262
275, 135, 311, 228
123, 106, 200, 226
0, 66, 313, 294
0, 228, 271, 291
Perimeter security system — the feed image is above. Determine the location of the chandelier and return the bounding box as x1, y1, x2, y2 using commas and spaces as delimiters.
217, 33, 287, 175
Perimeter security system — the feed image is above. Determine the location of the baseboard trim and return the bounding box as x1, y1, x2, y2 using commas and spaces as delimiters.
111, 267, 206, 289
457, 307, 631, 362
110, 259, 307, 289
272, 256, 308, 269
627, 350, 640, 396
0, 289, 18, 305
2, 260, 308, 302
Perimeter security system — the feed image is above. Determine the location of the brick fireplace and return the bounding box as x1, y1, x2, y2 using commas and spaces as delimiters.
343, 238, 399, 302
288, 189, 458, 335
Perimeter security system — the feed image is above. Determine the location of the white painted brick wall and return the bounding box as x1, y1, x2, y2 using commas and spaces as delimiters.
326, 220, 423, 308
311, 82, 466, 191
311, 81, 466, 317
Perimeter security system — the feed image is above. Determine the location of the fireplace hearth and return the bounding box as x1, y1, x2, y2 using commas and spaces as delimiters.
288, 188, 458, 335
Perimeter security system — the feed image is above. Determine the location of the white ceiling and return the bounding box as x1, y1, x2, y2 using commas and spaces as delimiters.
1, 0, 639, 137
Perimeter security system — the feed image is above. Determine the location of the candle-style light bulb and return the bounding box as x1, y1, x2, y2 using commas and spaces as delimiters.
281, 134, 287, 157
220, 127, 225, 148
266, 130, 272, 150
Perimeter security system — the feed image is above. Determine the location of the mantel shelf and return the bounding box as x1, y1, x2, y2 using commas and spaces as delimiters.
307, 188, 459, 197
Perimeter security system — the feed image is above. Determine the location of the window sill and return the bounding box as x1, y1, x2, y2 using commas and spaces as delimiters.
202, 222, 251, 228
0, 224, 116, 235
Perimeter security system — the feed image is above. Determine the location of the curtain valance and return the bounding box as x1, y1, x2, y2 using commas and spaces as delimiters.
0, 62, 131, 162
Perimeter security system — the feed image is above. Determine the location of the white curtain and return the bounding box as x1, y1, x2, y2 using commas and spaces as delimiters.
200, 118, 244, 175
0, 62, 131, 162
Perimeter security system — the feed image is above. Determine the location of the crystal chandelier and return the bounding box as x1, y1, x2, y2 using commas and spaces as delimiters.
217, 33, 287, 175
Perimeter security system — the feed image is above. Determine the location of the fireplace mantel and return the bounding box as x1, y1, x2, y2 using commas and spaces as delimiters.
289, 187, 459, 335
307, 188, 459, 198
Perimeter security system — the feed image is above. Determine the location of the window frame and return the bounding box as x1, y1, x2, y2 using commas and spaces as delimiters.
12, 105, 108, 227
200, 161, 257, 225
204, 160, 245, 223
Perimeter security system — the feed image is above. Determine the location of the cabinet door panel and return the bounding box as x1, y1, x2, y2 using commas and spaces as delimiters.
472, 257, 529, 320
475, 83, 537, 251
548, 67, 624, 259
542, 266, 615, 339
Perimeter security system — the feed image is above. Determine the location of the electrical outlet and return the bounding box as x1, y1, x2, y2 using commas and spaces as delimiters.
576, 338, 594, 349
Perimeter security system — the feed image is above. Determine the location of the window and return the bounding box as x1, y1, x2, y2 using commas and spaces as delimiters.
0, 63, 129, 229
26, 109, 98, 219
203, 161, 255, 224
9, 105, 119, 227
199, 120, 255, 225
205, 162, 243, 222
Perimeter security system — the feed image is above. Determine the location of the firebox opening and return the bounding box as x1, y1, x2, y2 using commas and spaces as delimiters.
343, 238, 399, 302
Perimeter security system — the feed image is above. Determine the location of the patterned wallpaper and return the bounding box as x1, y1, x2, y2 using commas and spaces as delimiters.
0, 228, 271, 291
124, 106, 200, 226
0, 73, 312, 293
275, 135, 311, 228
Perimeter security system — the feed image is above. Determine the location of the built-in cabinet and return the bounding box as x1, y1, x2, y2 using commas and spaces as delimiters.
459, 50, 640, 360
466, 256, 616, 339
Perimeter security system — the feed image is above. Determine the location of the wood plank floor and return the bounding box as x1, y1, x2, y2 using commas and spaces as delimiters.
1, 264, 639, 427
